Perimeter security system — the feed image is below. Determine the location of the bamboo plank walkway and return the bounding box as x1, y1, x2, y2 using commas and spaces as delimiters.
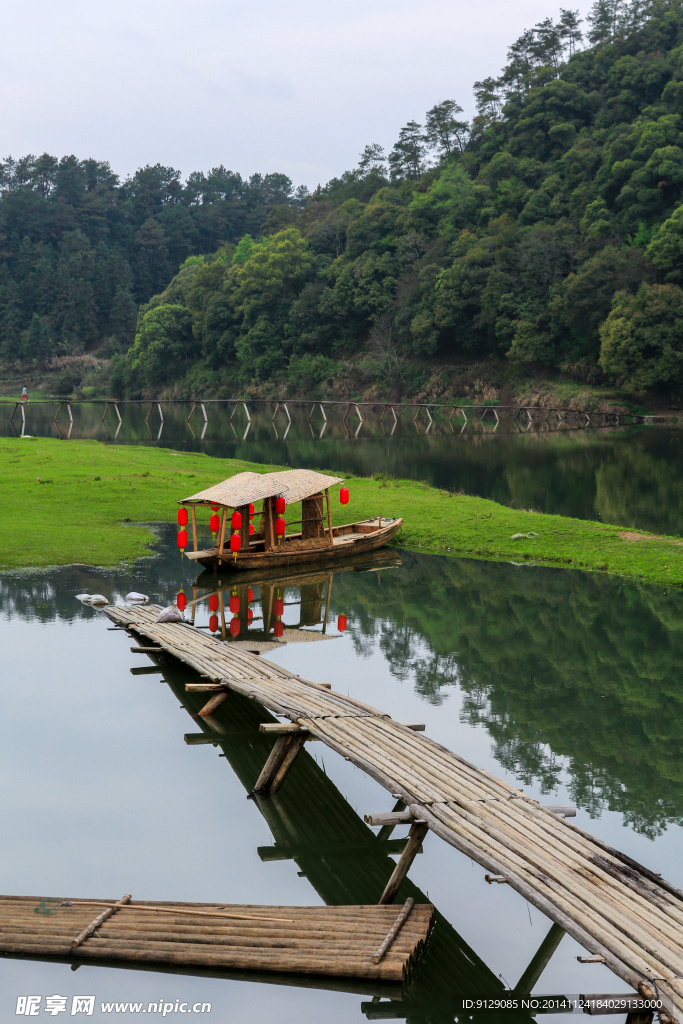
106, 604, 683, 1021
0, 895, 432, 981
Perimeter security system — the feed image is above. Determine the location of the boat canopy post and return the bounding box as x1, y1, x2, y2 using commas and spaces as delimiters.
218, 509, 228, 565
325, 489, 333, 545
191, 507, 198, 553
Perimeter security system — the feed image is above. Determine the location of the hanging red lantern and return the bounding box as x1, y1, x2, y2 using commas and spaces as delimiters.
229, 593, 240, 614
209, 513, 220, 533
176, 591, 187, 612
247, 588, 254, 603
177, 529, 188, 551
275, 496, 286, 515
274, 597, 284, 617
340, 487, 349, 505
275, 516, 286, 541
337, 613, 347, 632
231, 510, 242, 530
230, 617, 240, 637
208, 594, 219, 613
230, 533, 241, 554
209, 614, 219, 632
247, 608, 253, 623
274, 619, 284, 638
211, 503, 220, 512
177, 507, 188, 527
249, 503, 255, 516
249, 523, 255, 535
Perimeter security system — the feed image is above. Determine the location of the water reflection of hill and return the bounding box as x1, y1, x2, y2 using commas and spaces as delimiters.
337, 552, 683, 838
3, 541, 682, 837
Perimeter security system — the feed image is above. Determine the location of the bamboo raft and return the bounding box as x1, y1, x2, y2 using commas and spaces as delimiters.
0, 895, 432, 981
106, 603, 683, 1022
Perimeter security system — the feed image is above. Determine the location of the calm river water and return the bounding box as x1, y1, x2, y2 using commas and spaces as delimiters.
0, 402, 682, 1021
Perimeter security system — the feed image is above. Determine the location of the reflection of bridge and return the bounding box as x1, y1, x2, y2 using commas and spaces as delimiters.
3, 397, 650, 443
164, 658, 563, 1022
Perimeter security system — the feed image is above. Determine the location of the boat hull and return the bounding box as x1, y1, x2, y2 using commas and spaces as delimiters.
190, 517, 403, 573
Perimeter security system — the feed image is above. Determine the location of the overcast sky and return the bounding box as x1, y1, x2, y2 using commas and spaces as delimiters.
0, 0, 595, 189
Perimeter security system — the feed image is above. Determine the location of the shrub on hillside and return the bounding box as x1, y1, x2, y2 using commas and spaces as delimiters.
599, 284, 683, 392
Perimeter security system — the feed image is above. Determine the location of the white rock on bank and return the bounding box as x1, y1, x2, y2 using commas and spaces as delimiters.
125, 592, 148, 603
88, 594, 110, 606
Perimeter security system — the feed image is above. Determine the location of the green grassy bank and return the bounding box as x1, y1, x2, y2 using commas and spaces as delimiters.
1, 437, 682, 586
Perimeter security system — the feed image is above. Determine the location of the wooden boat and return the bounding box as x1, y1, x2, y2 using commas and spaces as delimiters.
179, 469, 402, 573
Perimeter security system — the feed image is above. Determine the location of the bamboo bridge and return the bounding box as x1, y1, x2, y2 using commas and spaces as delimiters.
2, 396, 647, 441
103, 603, 683, 1023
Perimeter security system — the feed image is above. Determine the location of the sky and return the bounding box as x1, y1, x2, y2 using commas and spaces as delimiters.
0, 0, 595, 190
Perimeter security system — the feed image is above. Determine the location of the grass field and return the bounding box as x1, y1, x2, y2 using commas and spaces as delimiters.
1, 436, 682, 586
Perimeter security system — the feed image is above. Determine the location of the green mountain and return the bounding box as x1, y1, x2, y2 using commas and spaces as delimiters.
5, 0, 683, 400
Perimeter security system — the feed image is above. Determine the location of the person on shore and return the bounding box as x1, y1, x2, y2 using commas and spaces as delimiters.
21, 386, 28, 403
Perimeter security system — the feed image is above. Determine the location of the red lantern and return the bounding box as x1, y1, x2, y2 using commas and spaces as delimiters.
210, 513, 220, 533
209, 614, 219, 632
177, 529, 188, 551
337, 613, 347, 632
177, 507, 188, 527
274, 597, 284, 617
230, 617, 240, 637
249, 503, 255, 516
229, 593, 240, 614
230, 533, 241, 554
208, 594, 219, 613
231, 510, 242, 530
211, 503, 220, 512
275, 496, 286, 515
275, 516, 286, 538
340, 487, 349, 505
176, 591, 187, 611
247, 588, 254, 603
249, 523, 255, 535
274, 619, 284, 638
247, 608, 253, 623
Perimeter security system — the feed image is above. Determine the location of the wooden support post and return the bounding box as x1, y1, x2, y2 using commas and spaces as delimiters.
9, 402, 17, 424
187, 401, 197, 423
253, 733, 307, 796
145, 402, 154, 424
218, 508, 227, 564
190, 586, 197, 625
377, 800, 406, 843
325, 488, 333, 546
53, 401, 63, 424
379, 821, 428, 904
101, 401, 110, 423
514, 922, 565, 994
198, 691, 228, 717
191, 506, 198, 553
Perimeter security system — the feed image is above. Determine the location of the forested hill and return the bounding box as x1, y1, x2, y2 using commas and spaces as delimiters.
6, 0, 683, 401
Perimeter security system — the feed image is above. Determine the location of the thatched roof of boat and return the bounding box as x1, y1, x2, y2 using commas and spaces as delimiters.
180, 469, 344, 508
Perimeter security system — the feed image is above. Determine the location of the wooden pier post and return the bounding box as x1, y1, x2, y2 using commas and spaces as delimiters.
379, 821, 429, 905
253, 733, 307, 796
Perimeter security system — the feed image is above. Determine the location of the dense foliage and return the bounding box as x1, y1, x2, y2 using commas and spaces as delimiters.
0, 163, 301, 389
5, 0, 683, 397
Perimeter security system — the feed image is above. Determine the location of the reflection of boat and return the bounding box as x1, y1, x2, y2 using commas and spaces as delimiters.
189, 550, 402, 646
180, 469, 402, 573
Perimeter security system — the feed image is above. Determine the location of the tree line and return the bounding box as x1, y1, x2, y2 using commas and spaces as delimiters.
4, 0, 683, 397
